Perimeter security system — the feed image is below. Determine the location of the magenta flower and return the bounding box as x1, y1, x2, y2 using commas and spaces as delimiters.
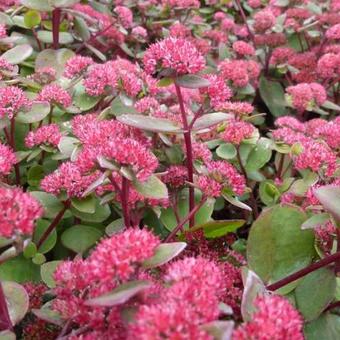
63, 55, 94, 78
221, 120, 255, 145
0, 86, 31, 119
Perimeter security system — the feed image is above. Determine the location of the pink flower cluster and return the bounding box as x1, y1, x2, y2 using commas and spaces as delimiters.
64, 55, 94, 78
234, 295, 303, 339
0, 142, 16, 175
143, 37, 206, 75
37, 84, 71, 108
221, 120, 255, 145
0, 187, 43, 238
25, 124, 62, 148
0, 86, 31, 119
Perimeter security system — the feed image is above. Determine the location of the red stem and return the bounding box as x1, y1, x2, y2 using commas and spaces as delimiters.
165, 197, 207, 242
235, 0, 254, 40
0, 282, 12, 331
9, 118, 20, 186
52, 8, 61, 50
175, 84, 195, 227
121, 177, 131, 228
37, 201, 70, 249
267, 251, 340, 291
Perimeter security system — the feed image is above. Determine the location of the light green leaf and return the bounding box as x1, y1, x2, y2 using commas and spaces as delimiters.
1, 44, 33, 65
133, 175, 168, 199
40, 261, 61, 288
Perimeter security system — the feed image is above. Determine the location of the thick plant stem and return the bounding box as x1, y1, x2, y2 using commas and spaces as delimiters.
121, 177, 131, 228
267, 251, 340, 291
37, 201, 70, 249
235, 0, 254, 40
0, 282, 12, 331
165, 198, 207, 242
175, 84, 195, 227
52, 8, 61, 50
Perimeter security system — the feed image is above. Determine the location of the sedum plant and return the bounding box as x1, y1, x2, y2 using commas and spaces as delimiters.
0, 0, 340, 338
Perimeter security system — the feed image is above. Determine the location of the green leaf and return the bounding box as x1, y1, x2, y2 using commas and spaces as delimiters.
57, 136, 79, 158
0, 331, 16, 340
16, 101, 51, 124
161, 190, 215, 231
73, 83, 100, 111
32, 302, 64, 326
106, 218, 124, 236
201, 321, 234, 340
70, 201, 111, 223
24, 10, 41, 28
301, 213, 331, 230
85, 280, 151, 307
0, 255, 40, 283
247, 205, 315, 292
191, 112, 233, 131
30, 191, 65, 219
321, 100, 340, 111
1, 44, 33, 65
259, 76, 287, 117
35, 48, 75, 78
222, 193, 252, 211
175, 74, 210, 89
2, 282, 29, 325
52, 0, 81, 7
241, 268, 268, 321
245, 138, 272, 172
40, 261, 61, 288
27, 165, 44, 187
110, 96, 137, 116
21, 0, 53, 11
117, 114, 182, 133
314, 185, 340, 221
295, 267, 336, 321
23, 242, 37, 259
61, 225, 102, 253
73, 16, 90, 41
71, 196, 96, 214
157, 77, 173, 87
259, 180, 280, 206
189, 219, 245, 238
133, 175, 168, 199
32, 253, 46, 265
216, 143, 237, 160
37, 31, 74, 44
33, 219, 57, 254
304, 313, 340, 340
143, 242, 187, 269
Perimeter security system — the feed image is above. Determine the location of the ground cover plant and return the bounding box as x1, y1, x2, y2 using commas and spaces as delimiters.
0, 0, 340, 338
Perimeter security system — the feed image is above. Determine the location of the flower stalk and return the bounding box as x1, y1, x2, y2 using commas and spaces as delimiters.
175, 83, 195, 227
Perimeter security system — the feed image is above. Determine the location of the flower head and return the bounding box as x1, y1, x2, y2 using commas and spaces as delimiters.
64, 55, 94, 78
25, 124, 62, 148
0, 187, 43, 237
221, 120, 255, 145
0, 143, 16, 175
0, 86, 31, 119
37, 84, 71, 107
233, 295, 304, 340
143, 37, 205, 75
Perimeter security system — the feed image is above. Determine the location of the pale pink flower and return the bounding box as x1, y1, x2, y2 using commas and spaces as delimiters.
0, 187, 43, 237
162, 0, 200, 8
196, 175, 222, 197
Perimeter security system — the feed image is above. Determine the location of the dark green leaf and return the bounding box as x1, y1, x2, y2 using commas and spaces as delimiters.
216, 143, 237, 160
304, 313, 340, 340
33, 219, 57, 254
189, 219, 245, 238
71, 196, 96, 214
61, 225, 102, 253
